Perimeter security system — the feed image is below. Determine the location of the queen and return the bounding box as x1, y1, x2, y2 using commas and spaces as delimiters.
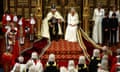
65, 8, 79, 42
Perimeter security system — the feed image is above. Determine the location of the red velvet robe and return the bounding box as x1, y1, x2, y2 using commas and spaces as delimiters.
29, 17, 37, 34
12, 40, 20, 59
2, 14, 13, 32
17, 17, 26, 37
2, 14, 7, 32
2, 52, 15, 72
110, 63, 120, 72
111, 56, 117, 68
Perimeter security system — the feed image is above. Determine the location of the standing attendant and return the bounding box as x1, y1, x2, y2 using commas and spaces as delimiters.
29, 14, 36, 41
2, 11, 9, 32
102, 13, 110, 45
92, 3, 105, 44
17, 16, 25, 45
109, 6, 120, 44
13, 13, 18, 26
2, 10, 12, 32
110, 13, 118, 45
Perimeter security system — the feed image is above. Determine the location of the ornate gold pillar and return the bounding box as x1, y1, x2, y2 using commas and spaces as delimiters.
83, 0, 90, 35
117, 0, 120, 9
35, 0, 42, 38
4, 0, 8, 11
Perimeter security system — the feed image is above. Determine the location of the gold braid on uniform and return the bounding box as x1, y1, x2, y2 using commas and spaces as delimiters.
78, 64, 87, 70
52, 27, 56, 35
46, 62, 57, 67
91, 57, 100, 60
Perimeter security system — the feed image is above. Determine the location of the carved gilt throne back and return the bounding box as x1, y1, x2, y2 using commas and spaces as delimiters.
43, 0, 81, 31
43, 0, 81, 20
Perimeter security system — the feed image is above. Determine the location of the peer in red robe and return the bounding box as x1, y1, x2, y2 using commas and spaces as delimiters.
12, 40, 20, 59
111, 55, 120, 72
2, 11, 13, 32
2, 13, 7, 32
29, 14, 36, 41
111, 49, 120, 68
8, 22, 18, 46
17, 16, 26, 45
2, 47, 15, 72
6, 22, 20, 59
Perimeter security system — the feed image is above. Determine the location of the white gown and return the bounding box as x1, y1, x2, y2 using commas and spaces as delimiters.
92, 8, 105, 44
65, 13, 79, 42
109, 10, 120, 42
41, 11, 64, 39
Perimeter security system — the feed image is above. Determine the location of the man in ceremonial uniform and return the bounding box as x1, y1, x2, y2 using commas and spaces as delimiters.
78, 56, 88, 72
41, 4, 64, 41
2, 47, 15, 72
26, 52, 43, 72
89, 49, 101, 72
11, 56, 26, 72
29, 14, 36, 41
18, 16, 26, 45
2, 11, 8, 32
44, 54, 59, 72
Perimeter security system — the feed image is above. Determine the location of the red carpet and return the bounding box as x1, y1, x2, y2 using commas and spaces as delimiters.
21, 38, 49, 63
41, 40, 83, 67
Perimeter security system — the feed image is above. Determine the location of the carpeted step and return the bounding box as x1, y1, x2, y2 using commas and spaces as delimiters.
44, 51, 83, 55
41, 40, 83, 67
21, 38, 49, 63
41, 54, 83, 60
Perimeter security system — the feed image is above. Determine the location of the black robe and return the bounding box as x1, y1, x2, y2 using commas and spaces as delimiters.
78, 64, 88, 72
48, 17, 59, 41
88, 57, 101, 72
102, 17, 110, 44
109, 17, 118, 44
44, 61, 59, 72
